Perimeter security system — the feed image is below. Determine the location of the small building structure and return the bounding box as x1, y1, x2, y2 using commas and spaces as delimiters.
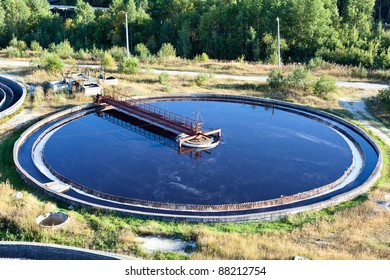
48, 80, 70, 91
98, 74, 118, 86
48, 71, 111, 96
82, 83, 103, 96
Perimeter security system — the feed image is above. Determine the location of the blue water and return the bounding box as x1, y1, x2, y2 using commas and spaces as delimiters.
43, 101, 353, 205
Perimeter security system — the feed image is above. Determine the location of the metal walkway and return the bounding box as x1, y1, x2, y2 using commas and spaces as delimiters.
96, 110, 209, 157
96, 93, 204, 135
95, 92, 221, 147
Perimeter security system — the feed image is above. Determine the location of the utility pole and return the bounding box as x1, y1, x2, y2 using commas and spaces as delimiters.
277, 17, 281, 70
125, 13, 130, 58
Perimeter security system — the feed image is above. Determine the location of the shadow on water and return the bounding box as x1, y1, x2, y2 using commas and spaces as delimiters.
97, 109, 212, 159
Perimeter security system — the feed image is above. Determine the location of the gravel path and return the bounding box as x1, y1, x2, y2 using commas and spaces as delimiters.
0, 106, 41, 136
338, 98, 390, 146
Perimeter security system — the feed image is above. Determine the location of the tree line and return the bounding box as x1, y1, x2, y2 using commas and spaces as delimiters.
1, 0, 389, 69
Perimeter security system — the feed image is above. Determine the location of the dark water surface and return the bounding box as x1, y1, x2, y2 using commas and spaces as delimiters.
43, 101, 353, 205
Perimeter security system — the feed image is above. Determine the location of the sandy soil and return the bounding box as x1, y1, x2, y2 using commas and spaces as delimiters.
137, 236, 196, 255
339, 96, 390, 146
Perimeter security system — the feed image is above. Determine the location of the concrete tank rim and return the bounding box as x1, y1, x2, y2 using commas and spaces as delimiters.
0, 241, 132, 260
0, 74, 27, 119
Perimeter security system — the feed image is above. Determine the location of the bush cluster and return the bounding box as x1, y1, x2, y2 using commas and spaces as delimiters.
158, 43, 176, 59
377, 89, 390, 108
118, 57, 139, 74
267, 66, 337, 99
38, 53, 64, 73
159, 72, 169, 84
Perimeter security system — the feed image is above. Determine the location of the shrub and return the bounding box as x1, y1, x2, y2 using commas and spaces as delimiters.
108, 46, 126, 62
4, 46, 22, 58
159, 72, 169, 84
158, 43, 176, 59
195, 73, 210, 86
17, 40, 27, 51
32, 86, 45, 103
9, 37, 18, 48
313, 76, 337, 99
375, 48, 390, 69
51, 40, 74, 59
373, 70, 389, 81
377, 88, 390, 108
118, 57, 139, 74
39, 53, 64, 73
236, 54, 245, 63
286, 66, 309, 89
8, 37, 27, 52
351, 63, 368, 78
308, 57, 326, 70
135, 43, 150, 60
194, 52, 209, 62
90, 46, 104, 59
267, 69, 285, 91
30, 41, 43, 52
101, 52, 116, 70
74, 48, 91, 60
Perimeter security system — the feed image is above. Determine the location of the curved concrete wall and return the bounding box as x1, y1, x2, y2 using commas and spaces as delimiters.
0, 242, 126, 260
0, 88, 6, 109
0, 82, 14, 111
13, 94, 383, 223
0, 75, 27, 119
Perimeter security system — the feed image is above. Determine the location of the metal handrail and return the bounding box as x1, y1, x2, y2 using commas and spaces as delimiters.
101, 91, 202, 132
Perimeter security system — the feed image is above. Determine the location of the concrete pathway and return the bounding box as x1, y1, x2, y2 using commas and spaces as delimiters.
147, 68, 389, 90
339, 98, 390, 146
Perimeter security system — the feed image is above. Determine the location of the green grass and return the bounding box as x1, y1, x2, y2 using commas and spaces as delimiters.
0, 104, 26, 126
0, 127, 29, 189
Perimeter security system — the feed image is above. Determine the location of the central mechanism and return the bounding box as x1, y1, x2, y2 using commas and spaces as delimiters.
95, 93, 221, 149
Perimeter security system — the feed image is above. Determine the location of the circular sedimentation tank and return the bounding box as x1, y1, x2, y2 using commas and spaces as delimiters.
14, 94, 382, 222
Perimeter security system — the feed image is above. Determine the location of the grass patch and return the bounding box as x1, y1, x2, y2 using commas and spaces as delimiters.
0, 127, 30, 189
0, 103, 27, 126
365, 98, 390, 129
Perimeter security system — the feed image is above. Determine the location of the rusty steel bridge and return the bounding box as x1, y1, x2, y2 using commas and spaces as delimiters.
95, 92, 221, 147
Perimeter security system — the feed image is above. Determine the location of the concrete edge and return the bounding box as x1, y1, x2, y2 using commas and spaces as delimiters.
0, 88, 6, 109
0, 241, 132, 260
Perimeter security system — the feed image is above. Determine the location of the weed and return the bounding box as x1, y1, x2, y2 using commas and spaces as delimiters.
158, 72, 169, 85
195, 73, 210, 86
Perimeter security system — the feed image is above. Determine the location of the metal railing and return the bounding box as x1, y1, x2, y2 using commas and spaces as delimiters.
98, 111, 179, 151
99, 91, 203, 134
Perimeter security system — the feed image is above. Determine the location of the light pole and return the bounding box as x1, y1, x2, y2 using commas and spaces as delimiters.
125, 13, 130, 58
276, 17, 281, 70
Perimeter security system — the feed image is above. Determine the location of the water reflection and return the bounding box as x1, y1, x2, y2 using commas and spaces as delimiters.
96, 109, 212, 158
43, 101, 353, 204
